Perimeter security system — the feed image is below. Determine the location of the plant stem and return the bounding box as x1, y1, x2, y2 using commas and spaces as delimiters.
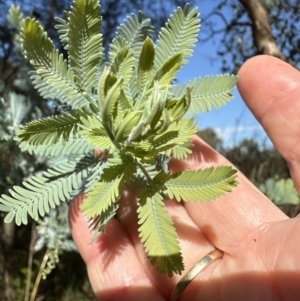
24, 221, 36, 301
29, 249, 50, 301
135, 160, 152, 183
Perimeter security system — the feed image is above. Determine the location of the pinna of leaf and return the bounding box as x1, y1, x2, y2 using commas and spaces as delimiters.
0, 0, 238, 276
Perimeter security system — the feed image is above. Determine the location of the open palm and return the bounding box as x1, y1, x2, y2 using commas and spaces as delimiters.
69, 55, 300, 301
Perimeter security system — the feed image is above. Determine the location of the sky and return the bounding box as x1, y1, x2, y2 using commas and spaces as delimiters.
176, 0, 273, 149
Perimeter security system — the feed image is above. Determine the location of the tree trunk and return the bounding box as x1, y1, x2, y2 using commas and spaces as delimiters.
239, 0, 288, 62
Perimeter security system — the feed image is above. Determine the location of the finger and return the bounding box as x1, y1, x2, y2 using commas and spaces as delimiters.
237, 55, 300, 192
116, 189, 214, 298
69, 193, 164, 301
170, 136, 288, 251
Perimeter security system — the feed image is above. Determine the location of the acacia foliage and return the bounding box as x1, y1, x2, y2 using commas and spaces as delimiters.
0, 0, 238, 276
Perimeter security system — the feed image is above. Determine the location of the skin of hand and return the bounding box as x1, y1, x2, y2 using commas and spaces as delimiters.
69, 55, 300, 301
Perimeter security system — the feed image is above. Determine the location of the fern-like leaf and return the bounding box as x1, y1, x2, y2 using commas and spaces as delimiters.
153, 118, 197, 153
81, 176, 123, 219
110, 11, 153, 62
89, 203, 119, 242
101, 153, 136, 183
110, 46, 135, 87
165, 166, 238, 202
79, 114, 115, 151
174, 75, 238, 114
137, 190, 183, 276
152, 53, 183, 86
54, 11, 70, 50
7, 4, 24, 31
0, 161, 88, 225
17, 111, 81, 146
18, 137, 93, 157
171, 139, 193, 160
22, 18, 88, 108
154, 4, 200, 70
68, 0, 103, 91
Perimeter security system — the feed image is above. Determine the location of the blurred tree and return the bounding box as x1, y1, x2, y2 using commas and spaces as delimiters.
197, 128, 223, 152
199, 0, 300, 72
223, 138, 289, 186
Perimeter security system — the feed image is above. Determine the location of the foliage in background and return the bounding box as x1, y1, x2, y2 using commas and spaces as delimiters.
260, 178, 300, 206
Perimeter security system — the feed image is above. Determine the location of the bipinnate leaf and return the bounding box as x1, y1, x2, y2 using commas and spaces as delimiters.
0, 161, 87, 225
111, 11, 154, 61
7, 4, 24, 31
165, 166, 238, 202
154, 4, 200, 70
169, 87, 192, 121
79, 114, 115, 151
101, 153, 136, 183
68, 0, 103, 91
17, 111, 81, 146
137, 191, 183, 276
153, 118, 197, 153
18, 137, 93, 157
22, 18, 88, 108
55, 11, 70, 49
152, 53, 183, 86
174, 75, 238, 114
111, 46, 135, 88
115, 111, 143, 142
81, 176, 122, 219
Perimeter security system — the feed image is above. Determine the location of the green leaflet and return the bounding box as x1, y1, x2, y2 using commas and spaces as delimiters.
22, 18, 88, 108
165, 166, 238, 202
97, 66, 124, 128
115, 110, 143, 142
79, 114, 115, 151
81, 176, 122, 219
0, 161, 88, 225
111, 46, 135, 88
154, 4, 200, 70
137, 190, 183, 276
137, 37, 155, 92
17, 111, 81, 146
18, 138, 93, 157
171, 140, 194, 160
68, 0, 103, 91
110, 11, 154, 61
55, 11, 70, 50
101, 153, 136, 183
169, 86, 192, 121
89, 203, 119, 242
152, 118, 197, 153
152, 53, 183, 86
7, 5, 24, 31
173, 75, 238, 114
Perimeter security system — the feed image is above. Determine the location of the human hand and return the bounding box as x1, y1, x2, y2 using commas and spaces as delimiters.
69, 55, 300, 301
